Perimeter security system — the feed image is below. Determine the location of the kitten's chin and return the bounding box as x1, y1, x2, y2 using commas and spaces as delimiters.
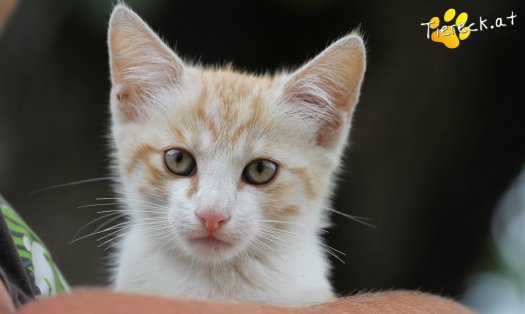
182, 234, 245, 263
190, 235, 233, 248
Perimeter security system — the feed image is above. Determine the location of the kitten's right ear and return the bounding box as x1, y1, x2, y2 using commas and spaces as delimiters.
108, 5, 184, 121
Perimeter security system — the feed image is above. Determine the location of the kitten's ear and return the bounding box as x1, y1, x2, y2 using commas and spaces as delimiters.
108, 5, 184, 121
282, 34, 366, 148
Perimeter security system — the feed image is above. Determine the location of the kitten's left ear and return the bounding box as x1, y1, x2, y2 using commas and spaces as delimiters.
282, 34, 366, 148
108, 5, 184, 121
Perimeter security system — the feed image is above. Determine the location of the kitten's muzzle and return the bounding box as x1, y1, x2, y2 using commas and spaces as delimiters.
196, 211, 230, 233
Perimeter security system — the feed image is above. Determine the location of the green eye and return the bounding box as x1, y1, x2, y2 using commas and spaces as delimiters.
164, 149, 196, 176
242, 159, 278, 185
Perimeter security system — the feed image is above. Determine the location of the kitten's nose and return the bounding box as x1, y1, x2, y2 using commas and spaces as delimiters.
196, 212, 230, 232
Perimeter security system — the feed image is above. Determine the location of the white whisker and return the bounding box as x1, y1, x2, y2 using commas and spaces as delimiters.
70, 212, 122, 242
328, 208, 376, 228
258, 225, 347, 264
70, 221, 129, 244
29, 176, 114, 195
96, 197, 165, 209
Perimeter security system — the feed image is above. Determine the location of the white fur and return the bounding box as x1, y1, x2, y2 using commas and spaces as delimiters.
116, 225, 333, 304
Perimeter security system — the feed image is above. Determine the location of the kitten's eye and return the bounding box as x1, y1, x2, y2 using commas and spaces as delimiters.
164, 149, 196, 176
242, 159, 278, 185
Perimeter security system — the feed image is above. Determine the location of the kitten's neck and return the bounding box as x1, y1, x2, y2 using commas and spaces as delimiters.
114, 224, 334, 304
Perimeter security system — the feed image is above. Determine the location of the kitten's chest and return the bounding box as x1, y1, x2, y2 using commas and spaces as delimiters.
124, 253, 280, 299
186, 268, 333, 304
114, 228, 334, 305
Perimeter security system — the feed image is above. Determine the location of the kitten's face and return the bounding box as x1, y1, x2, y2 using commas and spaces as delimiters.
108, 6, 365, 263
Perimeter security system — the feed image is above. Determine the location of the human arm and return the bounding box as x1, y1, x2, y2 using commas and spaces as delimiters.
14, 290, 473, 314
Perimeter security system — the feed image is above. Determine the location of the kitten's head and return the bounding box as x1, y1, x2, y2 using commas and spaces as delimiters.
108, 5, 365, 264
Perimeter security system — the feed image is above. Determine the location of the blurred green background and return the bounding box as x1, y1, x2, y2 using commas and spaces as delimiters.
0, 0, 524, 311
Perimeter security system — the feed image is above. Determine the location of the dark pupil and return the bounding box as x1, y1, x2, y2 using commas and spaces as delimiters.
256, 161, 264, 173
175, 152, 183, 163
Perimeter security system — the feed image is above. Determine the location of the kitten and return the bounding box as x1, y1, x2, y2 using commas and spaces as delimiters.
108, 4, 366, 305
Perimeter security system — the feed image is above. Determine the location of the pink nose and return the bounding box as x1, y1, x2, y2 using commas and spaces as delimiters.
196, 212, 230, 232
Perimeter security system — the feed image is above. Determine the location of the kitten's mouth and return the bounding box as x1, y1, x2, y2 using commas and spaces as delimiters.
190, 235, 232, 248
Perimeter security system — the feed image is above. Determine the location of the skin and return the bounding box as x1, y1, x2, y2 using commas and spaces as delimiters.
0, 281, 14, 313
0, 282, 473, 314
0, 0, 18, 32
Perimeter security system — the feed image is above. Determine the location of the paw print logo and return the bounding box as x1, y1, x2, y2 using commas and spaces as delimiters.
429, 8, 471, 49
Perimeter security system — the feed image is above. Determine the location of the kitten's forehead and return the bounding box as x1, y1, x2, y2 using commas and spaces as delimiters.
198, 68, 283, 101
166, 68, 292, 156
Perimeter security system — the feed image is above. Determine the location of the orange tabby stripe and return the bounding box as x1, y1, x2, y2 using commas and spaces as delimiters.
146, 159, 165, 185
194, 84, 222, 142
230, 91, 264, 147
170, 127, 186, 143
126, 144, 157, 174
281, 205, 300, 216
187, 175, 199, 198
289, 167, 316, 199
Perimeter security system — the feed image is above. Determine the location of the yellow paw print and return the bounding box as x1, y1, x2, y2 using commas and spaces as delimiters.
429, 8, 471, 49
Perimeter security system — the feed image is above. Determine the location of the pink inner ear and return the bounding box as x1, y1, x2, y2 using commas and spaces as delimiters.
110, 51, 183, 121
283, 70, 351, 147
116, 84, 145, 121
108, 6, 185, 122
283, 83, 342, 146
316, 117, 342, 146
282, 36, 366, 148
